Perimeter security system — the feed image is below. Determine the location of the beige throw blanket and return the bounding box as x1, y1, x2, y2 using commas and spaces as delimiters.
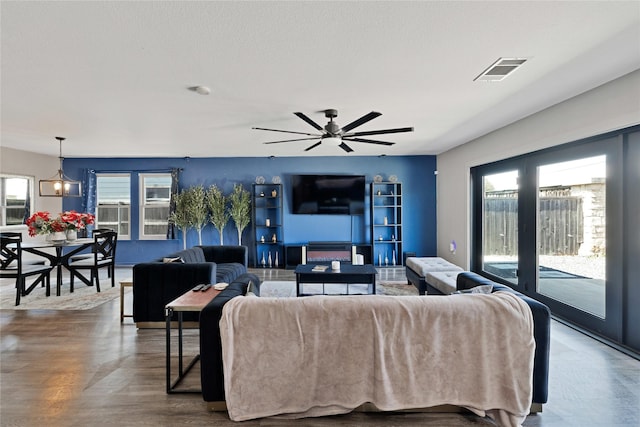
220, 292, 534, 426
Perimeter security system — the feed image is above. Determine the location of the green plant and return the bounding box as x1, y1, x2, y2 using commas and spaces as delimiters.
206, 184, 229, 245
169, 189, 191, 249
187, 185, 208, 245
228, 183, 251, 245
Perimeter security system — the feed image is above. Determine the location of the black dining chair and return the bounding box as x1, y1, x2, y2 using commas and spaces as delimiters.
1, 234, 53, 306
67, 230, 118, 292
69, 228, 114, 265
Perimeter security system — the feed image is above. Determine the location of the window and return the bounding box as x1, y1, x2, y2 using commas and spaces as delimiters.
96, 174, 131, 239
139, 173, 171, 239
0, 174, 33, 226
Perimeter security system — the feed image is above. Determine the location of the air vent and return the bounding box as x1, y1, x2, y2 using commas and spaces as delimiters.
474, 58, 527, 81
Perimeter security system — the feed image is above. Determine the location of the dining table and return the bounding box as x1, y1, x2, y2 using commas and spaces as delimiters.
15, 238, 95, 295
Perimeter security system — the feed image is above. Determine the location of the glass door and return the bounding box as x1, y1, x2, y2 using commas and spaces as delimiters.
537, 155, 607, 318
481, 170, 519, 286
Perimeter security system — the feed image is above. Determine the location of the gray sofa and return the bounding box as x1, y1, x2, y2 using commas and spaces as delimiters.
132, 245, 260, 327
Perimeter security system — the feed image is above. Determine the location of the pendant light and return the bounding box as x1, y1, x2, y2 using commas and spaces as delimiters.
38, 137, 82, 197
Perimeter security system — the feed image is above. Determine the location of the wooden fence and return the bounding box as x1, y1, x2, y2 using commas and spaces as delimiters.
483, 196, 584, 256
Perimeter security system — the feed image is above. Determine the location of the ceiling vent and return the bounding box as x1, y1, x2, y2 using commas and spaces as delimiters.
474, 58, 527, 82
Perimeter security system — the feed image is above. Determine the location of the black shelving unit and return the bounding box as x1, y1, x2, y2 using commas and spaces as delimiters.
370, 182, 403, 267
252, 183, 283, 268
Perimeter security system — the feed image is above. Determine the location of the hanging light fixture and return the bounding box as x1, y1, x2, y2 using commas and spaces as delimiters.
39, 137, 82, 197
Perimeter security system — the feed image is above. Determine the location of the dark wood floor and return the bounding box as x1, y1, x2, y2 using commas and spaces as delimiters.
1, 267, 638, 426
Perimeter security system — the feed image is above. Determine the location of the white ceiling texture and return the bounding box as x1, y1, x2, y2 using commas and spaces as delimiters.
1, 1, 639, 158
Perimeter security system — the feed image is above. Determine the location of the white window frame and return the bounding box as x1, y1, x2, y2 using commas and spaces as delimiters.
96, 173, 131, 240
138, 173, 171, 240
0, 174, 34, 227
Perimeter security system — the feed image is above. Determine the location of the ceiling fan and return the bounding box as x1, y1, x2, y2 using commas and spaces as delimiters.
252, 109, 414, 152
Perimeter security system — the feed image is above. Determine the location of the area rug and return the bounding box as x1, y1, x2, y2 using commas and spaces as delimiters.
0, 267, 132, 310
260, 281, 418, 298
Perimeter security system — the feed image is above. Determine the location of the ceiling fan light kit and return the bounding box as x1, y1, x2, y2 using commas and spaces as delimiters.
253, 109, 413, 153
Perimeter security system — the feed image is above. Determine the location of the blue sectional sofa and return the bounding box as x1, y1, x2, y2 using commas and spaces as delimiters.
132, 245, 260, 327
456, 271, 551, 411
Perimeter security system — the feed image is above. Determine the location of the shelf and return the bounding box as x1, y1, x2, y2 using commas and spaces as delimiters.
253, 183, 284, 268
370, 182, 403, 266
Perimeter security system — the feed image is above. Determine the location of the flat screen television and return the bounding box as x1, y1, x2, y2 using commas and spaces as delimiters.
291, 174, 365, 215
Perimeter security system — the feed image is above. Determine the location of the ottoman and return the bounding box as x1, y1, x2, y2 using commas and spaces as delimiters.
426, 271, 460, 295
405, 257, 463, 295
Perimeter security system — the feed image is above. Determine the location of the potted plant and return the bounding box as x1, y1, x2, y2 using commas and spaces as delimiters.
188, 185, 208, 246
206, 184, 229, 245
228, 183, 251, 245
169, 189, 191, 249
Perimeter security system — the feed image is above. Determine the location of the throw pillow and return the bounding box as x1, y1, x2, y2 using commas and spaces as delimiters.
453, 284, 493, 294
162, 256, 184, 263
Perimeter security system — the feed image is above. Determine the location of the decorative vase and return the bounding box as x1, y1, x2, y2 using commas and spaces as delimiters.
378, 253, 382, 266
50, 231, 66, 243
268, 252, 272, 268
392, 250, 396, 266
66, 229, 77, 241
274, 252, 279, 268
261, 252, 266, 268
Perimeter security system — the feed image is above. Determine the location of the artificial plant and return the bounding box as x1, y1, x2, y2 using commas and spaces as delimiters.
206, 184, 229, 245
228, 183, 251, 245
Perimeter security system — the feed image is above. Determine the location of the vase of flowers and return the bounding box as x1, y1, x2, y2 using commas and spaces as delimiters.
26, 210, 95, 241
60, 211, 94, 240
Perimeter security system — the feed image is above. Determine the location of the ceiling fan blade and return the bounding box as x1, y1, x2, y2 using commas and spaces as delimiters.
252, 127, 320, 137
263, 137, 322, 144
340, 111, 382, 133
294, 112, 324, 131
342, 137, 395, 146
339, 142, 354, 153
304, 141, 323, 151
346, 127, 414, 137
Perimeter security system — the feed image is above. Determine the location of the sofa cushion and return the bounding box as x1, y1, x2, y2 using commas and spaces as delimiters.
158, 247, 206, 264
216, 262, 246, 284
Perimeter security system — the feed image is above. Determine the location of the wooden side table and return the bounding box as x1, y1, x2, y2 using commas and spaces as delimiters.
120, 278, 133, 323
165, 286, 221, 393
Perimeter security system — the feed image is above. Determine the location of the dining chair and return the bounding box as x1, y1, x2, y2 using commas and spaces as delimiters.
69, 228, 114, 267
67, 230, 118, 292
1, 234, 54, 306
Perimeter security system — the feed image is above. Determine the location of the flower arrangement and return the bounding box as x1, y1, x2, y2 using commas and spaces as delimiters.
60, 210, 95, 231
26, 211, 95, 236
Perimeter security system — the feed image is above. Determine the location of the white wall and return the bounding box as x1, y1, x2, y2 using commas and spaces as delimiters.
0, 146, 63, 215
436, 69, 640, 269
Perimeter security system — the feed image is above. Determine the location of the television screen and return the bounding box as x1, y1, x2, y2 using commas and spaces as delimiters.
291, 175, 365, 215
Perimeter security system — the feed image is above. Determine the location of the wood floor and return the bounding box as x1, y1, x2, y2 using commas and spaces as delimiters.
1, 267, 638, 426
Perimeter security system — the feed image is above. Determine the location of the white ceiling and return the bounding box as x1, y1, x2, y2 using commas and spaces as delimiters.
2, 1, 639, 158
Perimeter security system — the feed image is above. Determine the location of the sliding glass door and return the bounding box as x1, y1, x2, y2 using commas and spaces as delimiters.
537, 155, 606, 318
472, 132, 627, 342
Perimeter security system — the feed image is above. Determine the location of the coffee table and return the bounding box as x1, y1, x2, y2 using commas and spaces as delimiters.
294, 264, 377, 296
165, 286, 221, 393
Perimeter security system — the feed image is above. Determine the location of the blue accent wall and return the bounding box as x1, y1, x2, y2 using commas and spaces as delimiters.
62, 156, 436, 265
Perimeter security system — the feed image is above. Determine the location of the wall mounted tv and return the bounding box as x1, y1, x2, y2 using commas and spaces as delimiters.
291, 174, 365, 215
